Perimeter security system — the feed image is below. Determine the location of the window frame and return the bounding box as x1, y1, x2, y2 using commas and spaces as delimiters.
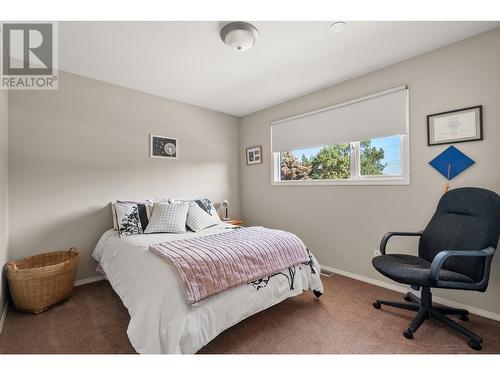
271, 134, 410, 186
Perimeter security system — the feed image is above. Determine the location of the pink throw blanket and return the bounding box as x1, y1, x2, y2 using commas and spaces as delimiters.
150, 227, 309, 304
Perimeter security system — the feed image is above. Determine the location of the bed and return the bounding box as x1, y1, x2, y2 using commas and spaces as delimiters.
92, 223, 324, 354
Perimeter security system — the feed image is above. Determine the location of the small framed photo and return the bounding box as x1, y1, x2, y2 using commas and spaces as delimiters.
150, 134, 178, 159
246, 145, 262, 165
427, 105, 483, 146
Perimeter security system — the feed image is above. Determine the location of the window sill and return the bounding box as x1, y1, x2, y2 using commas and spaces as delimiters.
271, 176, 410, 186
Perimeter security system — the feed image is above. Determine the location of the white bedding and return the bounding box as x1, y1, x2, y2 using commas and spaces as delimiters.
92, 224, 324, 354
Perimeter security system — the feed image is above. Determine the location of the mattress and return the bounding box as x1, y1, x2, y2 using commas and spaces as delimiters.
92, 224, 324, 353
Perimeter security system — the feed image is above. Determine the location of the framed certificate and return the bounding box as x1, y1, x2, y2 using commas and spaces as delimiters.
427, 105, 483, 146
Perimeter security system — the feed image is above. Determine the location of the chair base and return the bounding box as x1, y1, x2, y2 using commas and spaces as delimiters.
373, 287, 483, 351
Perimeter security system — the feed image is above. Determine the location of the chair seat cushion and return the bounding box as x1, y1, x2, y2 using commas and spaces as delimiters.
372, 254, 473, 287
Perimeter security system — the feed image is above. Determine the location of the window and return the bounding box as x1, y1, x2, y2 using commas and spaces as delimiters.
280, 143, 351, 181
271, 86, 409, 185
360, 135, 401, 177
276, 135, 405, 183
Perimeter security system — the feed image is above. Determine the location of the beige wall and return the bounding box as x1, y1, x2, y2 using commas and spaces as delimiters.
240, 28, 500, 314
0, 90, 8, 312
4, 28, 500, 316
8, 71, 240, 280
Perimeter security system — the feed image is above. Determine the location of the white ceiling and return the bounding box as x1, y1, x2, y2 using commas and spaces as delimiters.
59, 21, 499, 117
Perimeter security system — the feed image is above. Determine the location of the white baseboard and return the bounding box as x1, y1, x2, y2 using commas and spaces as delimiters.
74, 275, 105, 287
321, 264, 500, 322
0, 299, 8, 334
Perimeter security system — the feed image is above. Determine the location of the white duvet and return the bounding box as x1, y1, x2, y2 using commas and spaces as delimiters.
92, 224, 324, 354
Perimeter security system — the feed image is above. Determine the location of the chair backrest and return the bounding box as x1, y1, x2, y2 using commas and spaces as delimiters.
418, 187, 500, 282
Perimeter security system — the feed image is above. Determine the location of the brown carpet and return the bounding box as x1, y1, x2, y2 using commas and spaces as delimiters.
1, 274, 500, 354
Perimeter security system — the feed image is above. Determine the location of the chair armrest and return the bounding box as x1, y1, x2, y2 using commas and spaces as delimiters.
379, 231, 423, 255
429, 247, 496, 284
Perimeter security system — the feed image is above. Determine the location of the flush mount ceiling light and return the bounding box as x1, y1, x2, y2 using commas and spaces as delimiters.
329, 21, 347, 34
220, 22, 259, 51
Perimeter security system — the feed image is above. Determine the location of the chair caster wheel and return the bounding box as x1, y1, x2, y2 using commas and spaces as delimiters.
373, 302, 381, 309
459, 314, 469, 322
404, 295, 412, 302
403, 329, 414, 339
468, 340, 482, 351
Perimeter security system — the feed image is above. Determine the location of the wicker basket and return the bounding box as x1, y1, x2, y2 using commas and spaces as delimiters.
6, 249, 79, 314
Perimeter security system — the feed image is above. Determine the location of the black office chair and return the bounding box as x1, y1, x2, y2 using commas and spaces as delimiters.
372, 187, 500, 350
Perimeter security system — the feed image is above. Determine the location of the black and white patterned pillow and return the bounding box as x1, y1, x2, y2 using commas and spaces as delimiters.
169, 198, 221, 221
114, 201, 153, 236
186, 203, 220, 232
144, 202, 190, 234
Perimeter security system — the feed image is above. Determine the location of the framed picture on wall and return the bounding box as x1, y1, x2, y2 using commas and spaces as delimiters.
246, 145, 262, 165
150, 134, 178, 159
427, 105, 483, 146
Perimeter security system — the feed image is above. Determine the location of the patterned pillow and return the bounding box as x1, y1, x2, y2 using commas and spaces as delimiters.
144, 202, 190, 234
112, 200, 153, 231
186, 203, 220, 232
169, 198, 221, 221
114, 201, 153, 237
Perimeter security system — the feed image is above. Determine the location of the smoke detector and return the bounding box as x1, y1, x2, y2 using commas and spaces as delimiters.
220, 22, 259, 51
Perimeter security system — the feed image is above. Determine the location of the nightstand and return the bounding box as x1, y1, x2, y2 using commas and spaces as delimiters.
224, 219, 243, 226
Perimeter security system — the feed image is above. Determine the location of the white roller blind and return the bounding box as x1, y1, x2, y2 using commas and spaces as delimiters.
271, 86, 408, 153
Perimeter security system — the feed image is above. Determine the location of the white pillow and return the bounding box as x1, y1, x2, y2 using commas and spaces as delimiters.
115, 202, 144, 237
111, 200, 154, 231
144, 202, 189, 234
186, 203, 220, 232
169, 198, 221, 222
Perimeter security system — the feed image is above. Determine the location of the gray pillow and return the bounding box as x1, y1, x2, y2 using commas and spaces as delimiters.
144, 202, 189, 234
186, 203, 220, 232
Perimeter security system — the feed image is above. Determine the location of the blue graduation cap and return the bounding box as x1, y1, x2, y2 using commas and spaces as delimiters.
429, 145, 475, 180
